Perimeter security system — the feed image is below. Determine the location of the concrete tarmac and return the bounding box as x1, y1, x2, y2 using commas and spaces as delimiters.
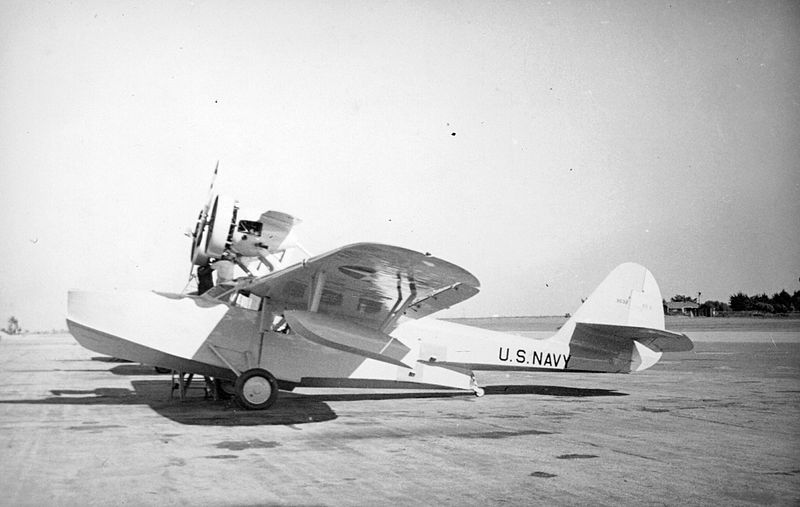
0, 323, 798, 506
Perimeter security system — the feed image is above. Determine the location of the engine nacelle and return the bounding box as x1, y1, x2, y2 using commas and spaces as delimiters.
190, 194, 301, 267
229, 209, 301, 257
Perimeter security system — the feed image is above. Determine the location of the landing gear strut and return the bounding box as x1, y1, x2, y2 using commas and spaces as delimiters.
471, 375, 485, 397
234, 368, 279, 410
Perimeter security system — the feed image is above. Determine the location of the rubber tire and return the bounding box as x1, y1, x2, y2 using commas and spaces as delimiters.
234, 368, 279, 410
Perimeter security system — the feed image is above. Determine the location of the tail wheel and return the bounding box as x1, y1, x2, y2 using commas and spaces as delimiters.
234, 368, 279, 410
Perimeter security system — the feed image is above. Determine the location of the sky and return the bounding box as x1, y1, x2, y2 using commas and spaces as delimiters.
1, 0, 799, 331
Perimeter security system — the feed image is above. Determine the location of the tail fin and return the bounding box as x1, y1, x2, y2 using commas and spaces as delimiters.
556, 262, 665, 338
552, 263, 692, 372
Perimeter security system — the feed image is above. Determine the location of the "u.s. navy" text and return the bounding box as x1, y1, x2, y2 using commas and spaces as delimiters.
498, 347, 571, 368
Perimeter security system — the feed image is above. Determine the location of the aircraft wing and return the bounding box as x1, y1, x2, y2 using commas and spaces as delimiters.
243, 242, 480, 331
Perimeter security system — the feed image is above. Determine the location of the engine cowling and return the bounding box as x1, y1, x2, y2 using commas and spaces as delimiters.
204, 195, 237, 259
190, 195, 237, 266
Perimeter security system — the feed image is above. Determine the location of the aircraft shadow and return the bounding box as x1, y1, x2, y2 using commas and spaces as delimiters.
282, 384, 626, 403
483, 384, 628, 397
0, 382, 625, 427
90, 356, 134, 363
0, 381, 337, 427
108, 364, 170, 376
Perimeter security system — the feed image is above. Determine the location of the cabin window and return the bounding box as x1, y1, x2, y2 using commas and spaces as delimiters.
321, 290, 343, 307
357, 298, 382, 314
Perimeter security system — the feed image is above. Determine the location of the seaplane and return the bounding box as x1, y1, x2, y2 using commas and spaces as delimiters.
67, 168, 693, 410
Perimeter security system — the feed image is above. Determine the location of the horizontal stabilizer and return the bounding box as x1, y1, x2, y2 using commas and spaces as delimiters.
574, 323, 694, 352
284, 310, 412, 368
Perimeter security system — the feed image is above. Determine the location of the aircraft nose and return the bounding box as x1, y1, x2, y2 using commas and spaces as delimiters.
67, 290, 107, 327
67, 290, 230, 359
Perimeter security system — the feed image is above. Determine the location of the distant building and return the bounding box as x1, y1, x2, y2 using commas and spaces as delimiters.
664, 301, 700, 316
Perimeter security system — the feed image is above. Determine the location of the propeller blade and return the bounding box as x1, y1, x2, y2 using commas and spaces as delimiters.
205, 160, 219, 206
189, 161, 220, 265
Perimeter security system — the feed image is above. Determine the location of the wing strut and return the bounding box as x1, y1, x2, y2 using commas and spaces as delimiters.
207, 344, 242, 376
379, 274, 417, 332
308, 271, 327, 312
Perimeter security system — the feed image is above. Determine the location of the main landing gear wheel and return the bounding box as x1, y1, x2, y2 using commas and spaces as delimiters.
234, 368, 278, 410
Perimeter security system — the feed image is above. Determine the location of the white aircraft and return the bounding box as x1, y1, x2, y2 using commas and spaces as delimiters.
67, 179, 692, 410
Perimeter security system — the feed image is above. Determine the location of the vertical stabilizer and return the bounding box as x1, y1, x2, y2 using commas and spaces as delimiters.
552, 263, 666, 344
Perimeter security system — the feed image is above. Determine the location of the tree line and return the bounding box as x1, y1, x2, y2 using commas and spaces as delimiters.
669, 290, 800, 314
3, 316, 20, 334
726, 290, 799, 314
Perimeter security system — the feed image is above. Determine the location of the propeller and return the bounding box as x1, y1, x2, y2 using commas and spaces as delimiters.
189, 161, 220, 266
186, 162, 220, 293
